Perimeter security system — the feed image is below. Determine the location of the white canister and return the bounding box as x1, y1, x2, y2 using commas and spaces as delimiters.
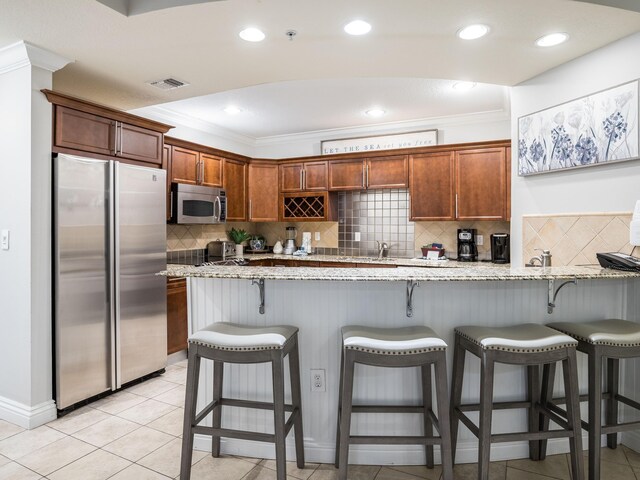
235, 244, 244, 258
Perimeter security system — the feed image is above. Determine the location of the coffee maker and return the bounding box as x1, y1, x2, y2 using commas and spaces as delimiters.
490, 233, 510, 264
457, 228, 478, 262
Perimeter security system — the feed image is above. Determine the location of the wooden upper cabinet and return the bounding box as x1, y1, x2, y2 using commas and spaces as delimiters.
54, 107, 116, 156
280, 161, 328, 192
302, 161, 328, 190
366, 155, 408, 189
328, 159, 365, 190
118, 123, 163, 165
170, 146, 198, 185
409, 152, 455, 221
280, 163, 304, 192
223, 159, 247, 221
455, 147, 507, 220
200, 153, 223, 187
248, 163, 279, 222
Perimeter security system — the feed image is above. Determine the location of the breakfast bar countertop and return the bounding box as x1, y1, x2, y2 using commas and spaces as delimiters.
163, 262, 640, 282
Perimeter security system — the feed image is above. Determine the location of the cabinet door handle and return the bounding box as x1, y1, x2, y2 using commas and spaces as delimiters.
300, 169, 303, 190
249, 199, 252, 220
303, 169, 306, 189
119, 123, 124, 155
201, 161, 205, 184
362, 163, 366, 189
455, 193, 459, 219
366, 164, 369, 188
114, 121, 120, 155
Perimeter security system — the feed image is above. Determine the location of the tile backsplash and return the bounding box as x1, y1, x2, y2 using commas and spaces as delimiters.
523, 212, 634, 266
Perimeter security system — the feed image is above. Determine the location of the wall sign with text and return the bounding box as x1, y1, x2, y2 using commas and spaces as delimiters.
321, 130, 438, 155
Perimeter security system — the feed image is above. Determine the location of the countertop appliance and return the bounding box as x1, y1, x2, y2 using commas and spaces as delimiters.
170, 183, 226, 225
490, 233, 510, 264
207, 240, 236, 261
53, 154, 167, 410
457, 228, 478, 262
284, 226, 297, 255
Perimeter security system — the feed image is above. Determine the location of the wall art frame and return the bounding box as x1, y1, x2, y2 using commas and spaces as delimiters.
518, 80, 639, 176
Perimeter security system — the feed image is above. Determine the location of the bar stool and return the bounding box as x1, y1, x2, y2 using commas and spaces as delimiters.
335, 325, 453, 480
542, 319, 640, 480
450, 324, 584, 480
179, 322, 305, 480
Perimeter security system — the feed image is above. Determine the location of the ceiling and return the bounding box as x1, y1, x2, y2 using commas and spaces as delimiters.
0, 0, 639, 137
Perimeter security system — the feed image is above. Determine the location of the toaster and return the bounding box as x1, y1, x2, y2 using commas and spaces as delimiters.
207, 240, 236, 260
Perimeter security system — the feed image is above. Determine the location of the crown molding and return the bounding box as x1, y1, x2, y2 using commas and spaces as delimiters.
134, 105, 256, 148
254, 109, 511, 147
0, 41, 72, 75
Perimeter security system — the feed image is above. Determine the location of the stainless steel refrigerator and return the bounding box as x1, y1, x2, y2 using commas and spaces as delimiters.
53, 153, 167, 410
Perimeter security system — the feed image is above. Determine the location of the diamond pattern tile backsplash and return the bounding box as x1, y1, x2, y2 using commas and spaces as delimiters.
523, 213, 634, 267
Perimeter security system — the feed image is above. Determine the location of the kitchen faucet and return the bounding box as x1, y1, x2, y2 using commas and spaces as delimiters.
376, 241, 389, 259
529, 249, 552, 267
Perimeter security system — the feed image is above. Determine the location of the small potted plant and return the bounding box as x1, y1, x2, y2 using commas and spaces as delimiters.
227, 228, 251, 257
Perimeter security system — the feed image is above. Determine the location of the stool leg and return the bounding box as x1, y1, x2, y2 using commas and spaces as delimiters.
478, 353, 495, 480
288, 338, 306, 468
211, 361, 224, 457
564, 349, 585, 480
180, 345, 201, 480
334, 348, 345, 468
421, 363, 434, 469
588, 349, 603, 480
527, 365, 541, 461
434, 352, 454, 480
606, 358, 619, 449
272, 351, 287, 480
539, 362, 557, 460
449, 335, 466, 465
338, 350, 356, 480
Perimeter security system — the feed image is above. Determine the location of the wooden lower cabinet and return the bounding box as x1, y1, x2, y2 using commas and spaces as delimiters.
167, 277, 188, 355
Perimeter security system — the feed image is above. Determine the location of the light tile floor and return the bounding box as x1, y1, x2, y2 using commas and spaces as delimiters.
0, 360, 639, 479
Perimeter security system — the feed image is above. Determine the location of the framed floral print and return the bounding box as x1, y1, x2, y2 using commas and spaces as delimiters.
518, 80, 638, 176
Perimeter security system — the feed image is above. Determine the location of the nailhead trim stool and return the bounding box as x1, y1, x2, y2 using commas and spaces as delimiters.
450, 324, 584, 480
542, 319, 640, 480
179, 322, 305, 480
335, 325, 453, 480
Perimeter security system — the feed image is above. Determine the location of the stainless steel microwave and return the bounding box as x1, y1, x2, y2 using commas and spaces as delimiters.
170, 183, 227, 224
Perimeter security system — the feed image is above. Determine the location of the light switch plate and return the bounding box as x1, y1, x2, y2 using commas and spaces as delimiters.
1, 230, 9, 250
354, 232, 361, 242
476, 234, 484, 246
315, 232, 320, 241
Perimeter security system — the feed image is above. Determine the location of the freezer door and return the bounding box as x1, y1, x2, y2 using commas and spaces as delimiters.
54, 154, 113, 409
115, 163, 167, 386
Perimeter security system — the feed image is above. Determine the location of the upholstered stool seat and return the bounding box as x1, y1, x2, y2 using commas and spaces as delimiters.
450, 324, 584, 480
336, 325, 453, 480
541, 319, 640, 480
180, 322, 304, 480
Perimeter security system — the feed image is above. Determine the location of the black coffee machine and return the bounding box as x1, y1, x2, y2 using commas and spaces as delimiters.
457, 228, 478, 262
490, 233, 510, 264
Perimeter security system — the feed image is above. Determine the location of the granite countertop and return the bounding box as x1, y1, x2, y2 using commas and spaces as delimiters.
163, 261, 640, 282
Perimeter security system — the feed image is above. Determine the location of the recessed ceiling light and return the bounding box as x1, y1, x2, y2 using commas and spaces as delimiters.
457, 24, 490, 40
535, 32, 569, 47
239, 27, 265, 42
224, 106, 242, 115
344, 20, 372, 36
365, 108, 386, 118
452, 81, 477, 92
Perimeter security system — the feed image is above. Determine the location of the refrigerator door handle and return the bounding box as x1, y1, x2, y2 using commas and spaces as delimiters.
113, 161, 122, 389
108, 161, 117, 390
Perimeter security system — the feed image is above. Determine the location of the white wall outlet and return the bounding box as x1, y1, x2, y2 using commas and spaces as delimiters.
354, 232, 361, 242
1, 230, 9, 250
315, 231, 321, 241
310, 369, 326, 392
476, 234, 484, 246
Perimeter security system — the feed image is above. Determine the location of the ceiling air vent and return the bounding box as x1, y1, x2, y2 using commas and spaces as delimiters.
147, 78, 190, 91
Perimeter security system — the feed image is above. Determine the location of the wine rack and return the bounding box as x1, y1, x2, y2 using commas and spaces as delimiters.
279, 191, 337, 221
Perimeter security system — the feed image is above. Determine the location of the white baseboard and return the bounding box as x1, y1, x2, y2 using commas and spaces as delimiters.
0, 395, 57, 429
622, 430, 640, 452
193, 434, 591, 465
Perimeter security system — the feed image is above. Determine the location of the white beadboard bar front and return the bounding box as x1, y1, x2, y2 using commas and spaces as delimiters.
185, 274, 640, 465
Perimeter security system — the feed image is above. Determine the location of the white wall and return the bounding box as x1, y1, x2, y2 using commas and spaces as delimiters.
510, 33, 640, 266
0, 42, 70, 428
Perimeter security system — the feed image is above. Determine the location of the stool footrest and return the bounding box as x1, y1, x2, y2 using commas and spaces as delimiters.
349, 435, 440, 445
193, 425, 275, 443
602, 420, 640, 434
491, 430, 572, 443
218, 398, 296, 412
458, 400, 531, 412
352, 405, 425, 414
